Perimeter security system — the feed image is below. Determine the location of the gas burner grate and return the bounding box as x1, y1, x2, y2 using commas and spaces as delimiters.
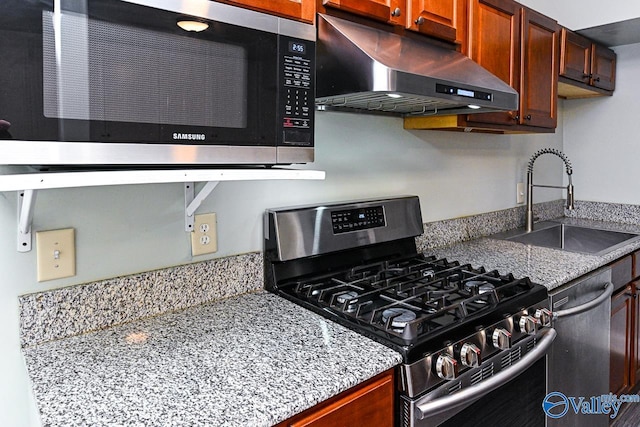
282, 254, 535, 342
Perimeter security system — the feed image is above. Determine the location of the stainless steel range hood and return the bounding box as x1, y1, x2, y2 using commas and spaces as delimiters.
315, 14, 519, 116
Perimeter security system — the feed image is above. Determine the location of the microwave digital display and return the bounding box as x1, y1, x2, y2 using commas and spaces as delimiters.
289, 41, 306, 55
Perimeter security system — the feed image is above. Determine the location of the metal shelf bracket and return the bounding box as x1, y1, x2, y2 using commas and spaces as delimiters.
17, 189, 38, 252
184, 181, 220, 232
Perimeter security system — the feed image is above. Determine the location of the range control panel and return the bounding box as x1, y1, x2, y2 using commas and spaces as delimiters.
331, 206, 386, 234
278, 36, 314, 147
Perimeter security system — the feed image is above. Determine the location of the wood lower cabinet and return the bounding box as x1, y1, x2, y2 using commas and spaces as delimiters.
222, 0, 315, 23
611, 284, 634, 395
558, 27, 617, 98
275, 370, 395, 427
610, 252, 640, 395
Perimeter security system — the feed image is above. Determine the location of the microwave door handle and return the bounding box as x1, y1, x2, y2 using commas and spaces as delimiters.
552, 282, 613, 320
415, 328, 557, 420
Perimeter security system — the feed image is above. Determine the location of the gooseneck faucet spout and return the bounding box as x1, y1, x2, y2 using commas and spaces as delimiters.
526, 148, 574, 232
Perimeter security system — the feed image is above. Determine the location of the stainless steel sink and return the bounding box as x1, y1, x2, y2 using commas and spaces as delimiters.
495, 222, 640, 255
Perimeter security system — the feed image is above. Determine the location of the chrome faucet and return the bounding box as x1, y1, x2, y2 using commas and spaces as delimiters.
526, 148, 574, 232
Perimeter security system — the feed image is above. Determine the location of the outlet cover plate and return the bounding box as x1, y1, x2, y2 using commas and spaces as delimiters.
191, 213, 217, 256
36, 228, 76, 282
517, 182, 525, 204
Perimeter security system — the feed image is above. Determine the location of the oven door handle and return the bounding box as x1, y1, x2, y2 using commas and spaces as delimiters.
415, 328, 557, 420
552, 281, 613, 320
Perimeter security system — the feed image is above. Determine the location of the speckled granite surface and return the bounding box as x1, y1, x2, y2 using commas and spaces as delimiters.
20, 252, 263, 347
566, 200, 640, 225
415, 200, 564, 251
22, 291, 402, 427
20, 199, 640, 427
426, 216, 640, 290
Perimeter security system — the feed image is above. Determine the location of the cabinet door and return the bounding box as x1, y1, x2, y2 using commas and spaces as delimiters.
465, 0, 520, 127
519, 7, 559, 128
408, 0, 457, 42
227, 0, 315, 23
591, 44, 616, 91
276, 370, 395, 427
322, 0, 405, 24
560, 27, 591, 85
633, 281, 640, 387
611, 286, 633, 395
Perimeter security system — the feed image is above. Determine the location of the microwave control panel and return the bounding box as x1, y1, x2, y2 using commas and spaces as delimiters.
278, 36, 314, 147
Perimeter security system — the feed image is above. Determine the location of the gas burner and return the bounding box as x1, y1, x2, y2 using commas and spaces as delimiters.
336, 290, 359, 312
382, 307, 417, 329
464, 280, 496, 295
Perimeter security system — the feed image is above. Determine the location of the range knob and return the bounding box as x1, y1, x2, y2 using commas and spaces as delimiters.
435, 354, 459, 380
535, 308, 553, 327
460, 343, 481, 368
492, 328, 512, 350
518, 315, 539, 335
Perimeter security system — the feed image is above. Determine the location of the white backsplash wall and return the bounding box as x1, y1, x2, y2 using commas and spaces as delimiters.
562, 42, 640, 206
0, 111, 562, 426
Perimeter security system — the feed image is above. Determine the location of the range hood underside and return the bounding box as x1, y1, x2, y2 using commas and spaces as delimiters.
316, 91, 497, 116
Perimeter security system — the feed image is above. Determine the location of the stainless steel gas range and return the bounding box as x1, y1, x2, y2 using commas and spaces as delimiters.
264, 196, 557, 426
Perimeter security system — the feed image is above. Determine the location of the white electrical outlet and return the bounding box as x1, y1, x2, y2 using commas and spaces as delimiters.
517, 182, 525, 204
191, 213, 217, 256
36, 228, 76, 282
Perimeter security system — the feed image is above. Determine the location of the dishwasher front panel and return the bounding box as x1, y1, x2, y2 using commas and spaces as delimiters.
547, 268, 612, 427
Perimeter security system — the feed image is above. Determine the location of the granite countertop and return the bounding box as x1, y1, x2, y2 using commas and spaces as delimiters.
22, 291, 403, 427
426, 217, 640, 290
22, 214, 640, 427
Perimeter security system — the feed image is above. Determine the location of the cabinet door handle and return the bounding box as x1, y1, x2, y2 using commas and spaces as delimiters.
593, 77, 601, 82
415, 16, 425, 25
391, 7, 401, 17
525, 114, 532, 120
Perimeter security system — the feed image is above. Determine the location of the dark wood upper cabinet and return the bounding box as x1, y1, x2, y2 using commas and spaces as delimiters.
405, 0, 559, 133
321, 0, 462, 43
407, 0, 458, 43
559, 27, 616, 98
322, 0, 406, 25
518, 7, 559, 129
560, 28, 592, 85
223, 0, 315, 23
591, 43, 616, 91
464, 0, 521, 127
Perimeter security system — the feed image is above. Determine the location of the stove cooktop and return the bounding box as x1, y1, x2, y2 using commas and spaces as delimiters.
274, 253, 547, 362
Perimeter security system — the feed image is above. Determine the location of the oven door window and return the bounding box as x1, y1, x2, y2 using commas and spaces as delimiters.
0, 0, 277, 145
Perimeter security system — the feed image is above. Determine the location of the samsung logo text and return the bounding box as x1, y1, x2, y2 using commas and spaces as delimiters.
173, 133, 206, 141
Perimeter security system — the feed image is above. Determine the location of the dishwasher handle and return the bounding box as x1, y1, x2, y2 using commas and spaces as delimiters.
552, 282, 613, 320
416, 328, 557, 420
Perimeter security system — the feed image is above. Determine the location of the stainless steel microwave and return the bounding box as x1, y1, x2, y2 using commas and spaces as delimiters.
0, 0, 315, 167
